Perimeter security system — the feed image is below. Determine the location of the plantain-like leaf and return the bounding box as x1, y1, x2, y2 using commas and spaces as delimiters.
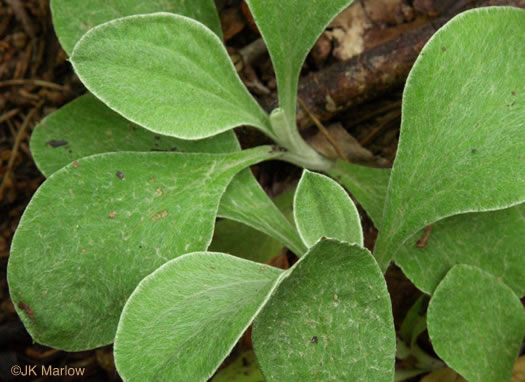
219, 170, 306, 256
71, 13, 274, 140
114, 253, 284, 382
427, 265, 525, 382
244, 0, 355, 126
374, 8, 525, 271
30, 93, 303, 257
51, 0, 222, 55
8, 147, 279, 351
294, 170, 363, 247
328, 160, 525, 297
30, 93, 240, 177
395, 204, 525, 297
253, 239, 395, 381
328, 160, 390, 229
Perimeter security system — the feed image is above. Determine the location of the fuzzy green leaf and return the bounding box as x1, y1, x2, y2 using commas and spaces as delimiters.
51, 0, 222, 55
328, 161, 525, 298
71, 13, 273, 140
374, 8, 525, 270
244, 0, 354, 125
30, 94, 303, 256
395, 204, 525, 297
30, 93, 240, 177
427, 265, 525, 382
294, 170, 363, 247
114, 253, 283, 382
328, 160, 390, 229
8, 147, 278, 351
253, 239, 395, 381
219, 170, 306, 256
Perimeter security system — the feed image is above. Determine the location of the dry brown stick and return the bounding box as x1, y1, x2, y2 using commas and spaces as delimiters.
297, 96, 347, 161
0, 108, 20, 124
262, 0, 525, 130
0, 101, 43, 200
5, 0, 36, 38
345, 100, 402, 129
0, 78, 66, 90
359, 110, 401, 146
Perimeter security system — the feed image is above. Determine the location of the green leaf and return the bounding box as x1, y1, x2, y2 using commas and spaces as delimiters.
71, 13, 273, 140
8, 147, 278, 351
327, 161, 525, 298
244, 0, 355, 125
51, 0, 222, 55
219, 170, 306, 256
427, 265, 525, 382
328, 160, 390, 229
253, 239, 395, 381
395, 204, 525, 297
374, 7, 525, 271
30, 93, 240, 177
114, 253, 283, 382
31, 93, 303, 257
209, 219, 283, 264
293, 170, 363, 247
211, 350, 265, 382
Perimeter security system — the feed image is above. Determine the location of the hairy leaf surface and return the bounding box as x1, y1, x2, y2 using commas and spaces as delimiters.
114, 253, 283, 382
395, 204, 525, 297
51, 0, 221, 55
30, 93, 302, 256
8, 147, 278, 351
294, 170, 362, 247
374, 8, 525, 270
30, 94, 240, 177
427, 265, 525, 382
245, 0, 354, 125
71, 13, 273, 140
253, 239, 395, 381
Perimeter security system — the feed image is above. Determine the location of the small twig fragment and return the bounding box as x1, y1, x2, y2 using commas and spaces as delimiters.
416, 225, 432, 248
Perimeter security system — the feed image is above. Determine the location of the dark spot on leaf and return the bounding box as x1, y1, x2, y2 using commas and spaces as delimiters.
73, 161, 79, 168
170, 146, 178, 152
441, 46, 446, 52
320, 362, 323, 367
116, 171, 125, 180
311, 336, 318, 344
46, 140, 68, 148
108, 211, 117, 219
129, 124, 137, 131
471, 148, 477, 154
18, 302, 35, 319
154, 136, 161, 140
512, 91, 516, 96
68, 149, 72, 154
242, 357, 248, 367
518, 155, 521, 159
